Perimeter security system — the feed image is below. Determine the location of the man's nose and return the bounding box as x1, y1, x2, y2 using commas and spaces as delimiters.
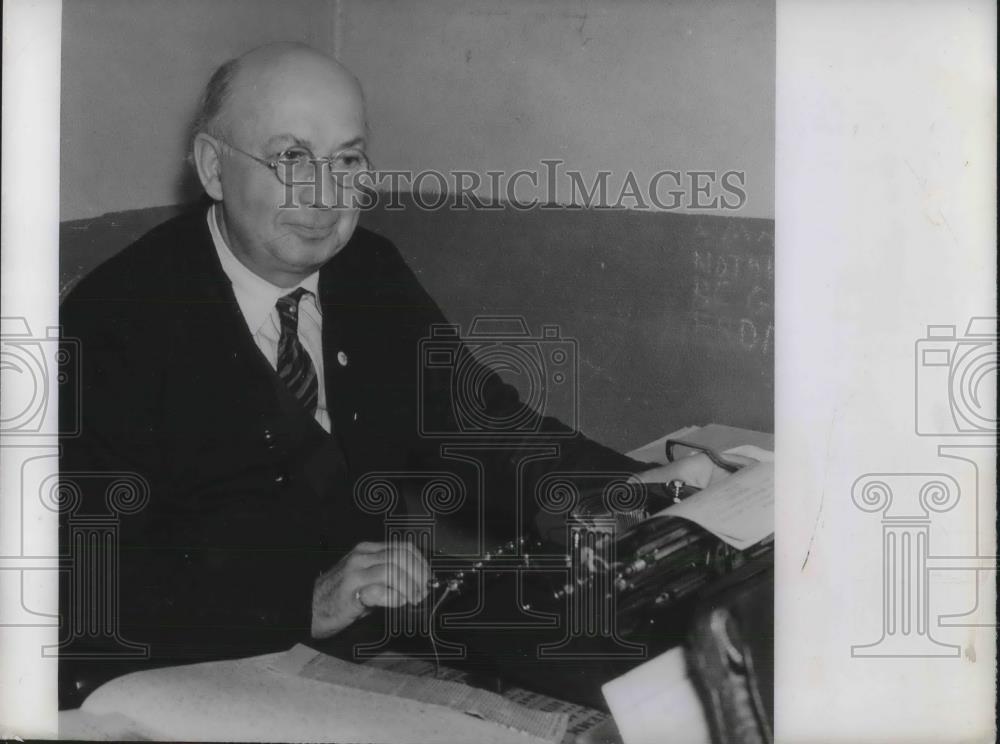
292, 165, 350, 210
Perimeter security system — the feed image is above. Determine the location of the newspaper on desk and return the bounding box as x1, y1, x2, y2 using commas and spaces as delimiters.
70, 645, 569, 743
361, 652, 610, 744
269, 644, 569, 744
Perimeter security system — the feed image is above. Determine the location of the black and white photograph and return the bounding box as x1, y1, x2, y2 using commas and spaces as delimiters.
0, 1, 994, 742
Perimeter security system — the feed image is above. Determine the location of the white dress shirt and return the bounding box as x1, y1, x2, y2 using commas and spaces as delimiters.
208, 205, 331, 433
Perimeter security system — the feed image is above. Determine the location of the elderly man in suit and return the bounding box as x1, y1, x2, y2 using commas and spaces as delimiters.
58, 42, 669, 706
59, 40, 739, 708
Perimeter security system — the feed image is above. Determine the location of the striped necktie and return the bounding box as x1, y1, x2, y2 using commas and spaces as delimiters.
275, 288, 319, 416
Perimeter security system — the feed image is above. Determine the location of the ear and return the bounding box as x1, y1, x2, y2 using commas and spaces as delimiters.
192, 133, 225, 201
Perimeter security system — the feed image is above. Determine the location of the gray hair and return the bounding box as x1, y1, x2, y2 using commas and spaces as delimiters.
187, 57, 241, 161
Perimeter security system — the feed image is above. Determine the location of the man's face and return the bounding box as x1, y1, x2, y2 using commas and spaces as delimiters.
214, 56, 366, 287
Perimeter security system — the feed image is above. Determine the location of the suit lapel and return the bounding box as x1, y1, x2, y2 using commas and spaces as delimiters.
318, 253, 356, 443
170, 207, 287, 432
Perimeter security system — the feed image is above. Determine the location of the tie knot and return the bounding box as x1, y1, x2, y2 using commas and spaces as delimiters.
276, 287, 312, 329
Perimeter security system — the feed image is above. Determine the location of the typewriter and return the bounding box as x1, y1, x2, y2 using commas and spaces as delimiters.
414, 440, 775, 707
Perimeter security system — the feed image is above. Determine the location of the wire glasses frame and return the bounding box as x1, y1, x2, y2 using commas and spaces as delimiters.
215, 137, 373, 189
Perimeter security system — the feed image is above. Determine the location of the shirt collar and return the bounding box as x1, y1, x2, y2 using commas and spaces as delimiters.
207, 205, 321, 334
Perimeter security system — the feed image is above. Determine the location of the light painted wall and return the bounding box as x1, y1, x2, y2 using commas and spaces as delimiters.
338, 0, 774, 217
61, 0, 773, 219
60, 0, 335, 221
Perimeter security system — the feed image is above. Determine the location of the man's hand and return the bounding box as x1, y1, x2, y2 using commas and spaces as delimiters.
311, 540, 430, 639
632, 452, 757, 490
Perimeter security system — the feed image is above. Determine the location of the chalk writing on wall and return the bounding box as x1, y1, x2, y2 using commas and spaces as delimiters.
689, 248, 774, 360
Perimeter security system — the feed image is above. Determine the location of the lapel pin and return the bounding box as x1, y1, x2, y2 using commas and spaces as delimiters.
337, 351, 349, 367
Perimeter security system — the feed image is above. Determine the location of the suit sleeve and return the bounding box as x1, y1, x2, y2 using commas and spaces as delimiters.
371, 238, 658, 543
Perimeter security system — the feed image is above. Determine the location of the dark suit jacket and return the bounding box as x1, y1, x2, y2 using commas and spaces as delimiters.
58, 205, 648, 705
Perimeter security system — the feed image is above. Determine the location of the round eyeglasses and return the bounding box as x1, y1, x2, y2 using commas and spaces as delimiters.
217, 138, 372, 187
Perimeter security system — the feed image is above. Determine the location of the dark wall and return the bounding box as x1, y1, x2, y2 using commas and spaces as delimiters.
361, 196, 774, 451
60, 198, 773, 453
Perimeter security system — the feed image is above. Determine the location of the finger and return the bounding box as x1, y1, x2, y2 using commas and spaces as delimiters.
352, 541, 390, 555
384, 549, 429, 603
358, 561, 422, 604
631, 464, 679, 484
387, 541, 431, 595
675, 453, 717, 484
344, 544, 416, 578
702, 455, 757, 486
355, 543, 430, 600
637, 453, 715, 488
359, 583, 406, 609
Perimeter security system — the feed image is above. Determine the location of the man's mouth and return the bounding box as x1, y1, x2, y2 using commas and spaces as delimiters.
287, 221, 338, 239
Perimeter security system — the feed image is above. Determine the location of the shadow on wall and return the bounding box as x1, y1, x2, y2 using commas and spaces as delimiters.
59, 196, 773, 452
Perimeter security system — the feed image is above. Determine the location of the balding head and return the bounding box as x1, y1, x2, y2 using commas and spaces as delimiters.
190, 42, 369, 288
191, 42, 366, 151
